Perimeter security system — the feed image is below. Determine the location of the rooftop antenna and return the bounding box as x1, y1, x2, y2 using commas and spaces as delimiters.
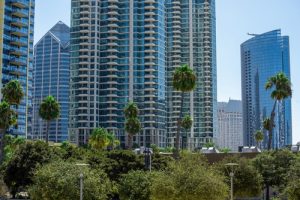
247, 33, 259, 36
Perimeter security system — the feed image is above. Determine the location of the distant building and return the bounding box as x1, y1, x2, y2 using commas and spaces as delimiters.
241, 29, 292, 148
217, 100, 243, 152
0, 0, 35, 137
31, 21, 70, 142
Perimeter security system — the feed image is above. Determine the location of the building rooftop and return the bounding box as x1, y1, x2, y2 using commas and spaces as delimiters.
49, 21, 70, 46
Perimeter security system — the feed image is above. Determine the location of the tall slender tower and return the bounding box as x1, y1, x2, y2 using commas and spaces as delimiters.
0, 0, 35, 137
70, 0, 167, 147
31, 21, 70, 143
165, 0, 217, 149
241, 29, 292, 149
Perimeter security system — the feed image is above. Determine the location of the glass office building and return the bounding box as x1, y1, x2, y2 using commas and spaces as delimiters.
0, 0, 35, 137
241, 29, 292, 149
165, 0, 217, 149
31, 21, 70, 142
70, 0, 166, 147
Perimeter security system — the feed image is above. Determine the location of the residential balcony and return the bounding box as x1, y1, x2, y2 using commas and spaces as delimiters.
4, 66, 26, 76
145, 12, 155, 16
145, 24, 155, 28
145, 5, 155, 10
108, 10, 118, 15
9, 0, 27, 8
9, 57, 27, 66
10, 47, 25, 56
145, 18, 155, 22
107, 17, 118, 22
145, 0, 155, 3
11, 7, 28, 18
108, 5, 118, 9
145, 37, 156, 41
107, 23, 118, 28
10, 18, 28, 27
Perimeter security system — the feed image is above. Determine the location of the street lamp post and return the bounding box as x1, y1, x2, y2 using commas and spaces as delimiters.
143, 147, 152, 172
225, 163, 238, 200
76, 163, 89, 200
79, 173, 83, 200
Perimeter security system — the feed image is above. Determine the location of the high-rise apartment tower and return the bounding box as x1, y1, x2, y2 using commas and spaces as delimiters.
0, 0, 35, 137
166, 0, 217, 149
69, 0, 166, 147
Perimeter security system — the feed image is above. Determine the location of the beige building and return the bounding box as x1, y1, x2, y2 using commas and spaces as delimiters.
217, 100, 243, 152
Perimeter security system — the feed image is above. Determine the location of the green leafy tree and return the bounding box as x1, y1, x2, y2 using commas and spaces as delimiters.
151, 154, 228, 200
39, 95, 60, 144
219, 148, 231, 153
0, 102, 17, 162
58, 142, 88, 161
254, 130, 264, 148
3, 141, 54, 197
151, 153, 174, 171
119, 170, 152, 200
89, 128, 110, 150
28, 160, 113, 200
265, 72, 292, 150
124, 102, 141, 149
284, 158, 300, 200
172, 64, 196, 157
87, 150, 144, 181
253, 149, 296, 200
204, 141, 215, 148
216, 156, 263, 198
3, 135, 25, 162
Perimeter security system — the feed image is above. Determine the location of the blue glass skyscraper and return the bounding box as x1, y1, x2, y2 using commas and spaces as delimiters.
241, 29, 292, 148
0, 0, 35, 137
31, 21, 70, 143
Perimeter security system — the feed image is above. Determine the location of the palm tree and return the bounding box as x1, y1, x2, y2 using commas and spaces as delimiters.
0, 80, 23, 163
262, 118, 274, 150
254, 130, 264, 148
265, 72, 292, 150
107, 132, 120, 150
1, 80, 24, 105
124, 101, 139, 118
89, 128, 110, 150
124, 102, 141, 149
125, 116, 141, 149
0, 102, 17, 162
39, 96, 60, 144
181, 115, 193, 149
173, 64, 196, 157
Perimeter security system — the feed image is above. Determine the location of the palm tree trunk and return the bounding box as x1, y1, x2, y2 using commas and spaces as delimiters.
175, 92, 184, 158
128, 134, 132, 149
0, 129, 6, 163
268, 101, 277, 150
266, 184, 270, 200
46, 121, 50, 144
